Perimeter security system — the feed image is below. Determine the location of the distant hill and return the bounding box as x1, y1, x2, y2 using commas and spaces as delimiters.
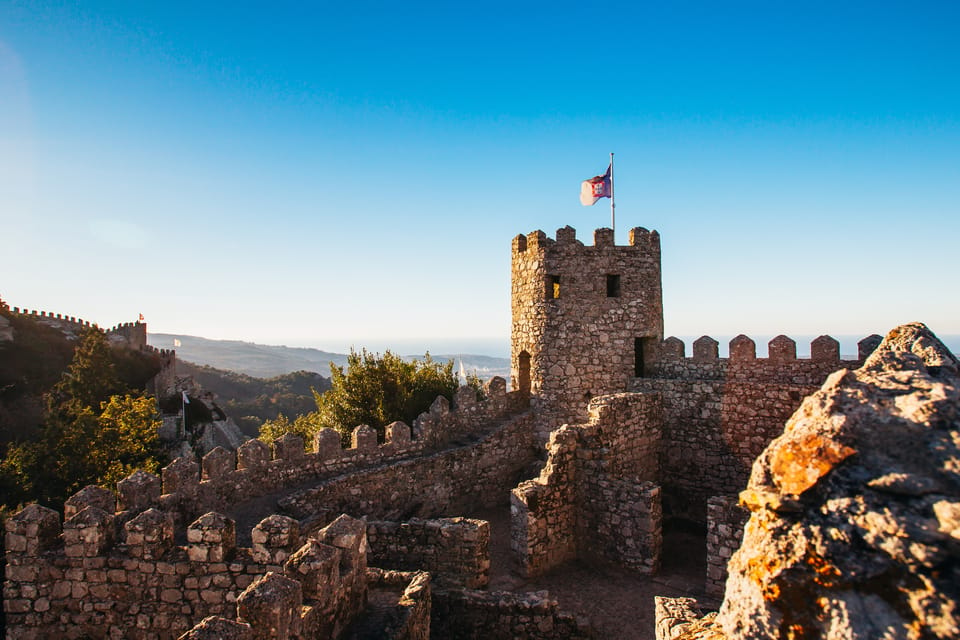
174, 360, 331, 437
148, 333, 512, 380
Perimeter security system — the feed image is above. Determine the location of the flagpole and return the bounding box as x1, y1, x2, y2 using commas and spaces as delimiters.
609, 152, 615, 233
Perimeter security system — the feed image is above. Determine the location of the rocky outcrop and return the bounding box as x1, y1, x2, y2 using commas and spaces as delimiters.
716, 323, 960, 639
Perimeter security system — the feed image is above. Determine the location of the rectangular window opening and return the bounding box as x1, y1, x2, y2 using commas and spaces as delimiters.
606, 274, 621, 298
546, 274, 561, 300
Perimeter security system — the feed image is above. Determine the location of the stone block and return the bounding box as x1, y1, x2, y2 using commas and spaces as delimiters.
273, 433, 304, 461
64, 485, 116, 519
237, 439, 270, 471
284, 539, 341, 605
351, 424, 378, 452
187, 512, 236, 562
237, 572, 303, 640
202, 446, 236, 480
162, 456, 200, 495
251, 515, 301, 565
125, 508, 175, 560
63, 506, 115, 557
117, 469, 162, 512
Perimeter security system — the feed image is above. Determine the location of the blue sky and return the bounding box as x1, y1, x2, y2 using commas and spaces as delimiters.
2, 1, 958, 356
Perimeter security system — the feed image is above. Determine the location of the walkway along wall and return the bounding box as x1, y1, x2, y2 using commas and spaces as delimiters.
510, 392, 663, 577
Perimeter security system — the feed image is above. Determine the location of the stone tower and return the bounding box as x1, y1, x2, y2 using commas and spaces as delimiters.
511, 226, 663, 435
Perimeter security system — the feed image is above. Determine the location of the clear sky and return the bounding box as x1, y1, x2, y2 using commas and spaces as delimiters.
2, 1, 958, 356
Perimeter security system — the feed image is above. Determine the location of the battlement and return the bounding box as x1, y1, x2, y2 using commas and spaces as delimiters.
512, 225, 660, 254
9, 306, 99, 331
650, 333, 882, 386
4, 499, 371, 638
92, 377, 526, 522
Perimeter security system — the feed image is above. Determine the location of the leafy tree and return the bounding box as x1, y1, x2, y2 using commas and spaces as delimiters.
260, 349, 458, 447
0, 329, 166, 511
47, 327, 123, 419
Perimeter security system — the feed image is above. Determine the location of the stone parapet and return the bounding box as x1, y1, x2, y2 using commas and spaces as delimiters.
3, 503, 371, 639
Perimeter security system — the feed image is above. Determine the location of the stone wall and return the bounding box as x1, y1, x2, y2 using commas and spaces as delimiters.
4, 502, 370, 639
278, 412, 538, 523
511, 393, 662, 577
704, 496, 748, 600
511, 226, 663, 434
143, 377, 526, 524
634, 334, 877, 523
366, 518, 490, 589
431, 588, 594, 639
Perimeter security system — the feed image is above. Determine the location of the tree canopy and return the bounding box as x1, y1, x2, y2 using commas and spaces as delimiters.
260, 349, 459, 447
0, 328, 166, 511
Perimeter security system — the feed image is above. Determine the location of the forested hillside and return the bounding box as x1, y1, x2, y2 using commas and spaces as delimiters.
175, 360, 330, 437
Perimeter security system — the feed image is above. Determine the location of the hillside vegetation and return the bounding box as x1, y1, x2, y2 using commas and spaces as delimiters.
175, 360, 330, 437
0, 306, 162, 446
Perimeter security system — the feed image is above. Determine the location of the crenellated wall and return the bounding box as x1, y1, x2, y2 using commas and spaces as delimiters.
634, 333, 881, 523
510, 392, 663, 577
143, 377, 528, 525
4, 496, 372, 639
277, 411, 538, 524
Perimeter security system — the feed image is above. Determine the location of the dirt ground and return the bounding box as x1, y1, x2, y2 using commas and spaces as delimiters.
473, 506, 715, 640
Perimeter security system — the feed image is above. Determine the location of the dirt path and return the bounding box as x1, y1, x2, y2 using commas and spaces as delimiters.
472, 506, 714, 640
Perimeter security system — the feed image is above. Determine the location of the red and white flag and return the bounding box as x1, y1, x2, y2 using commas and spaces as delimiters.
580, 163, 612, 206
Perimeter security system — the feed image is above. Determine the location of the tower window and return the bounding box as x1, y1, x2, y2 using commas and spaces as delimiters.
635, 337, 645, 377
546, 275, 561, 299
606, 274, 621, 297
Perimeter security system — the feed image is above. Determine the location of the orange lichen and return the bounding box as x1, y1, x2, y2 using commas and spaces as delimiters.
769, 433, 856, 496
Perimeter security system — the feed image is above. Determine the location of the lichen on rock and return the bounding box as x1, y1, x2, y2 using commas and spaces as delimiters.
717, 323, 960, 639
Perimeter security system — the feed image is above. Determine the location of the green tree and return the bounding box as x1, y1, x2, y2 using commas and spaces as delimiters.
260, 349, 458, 447
47, 327, 123, 418
0, 329, 167, 510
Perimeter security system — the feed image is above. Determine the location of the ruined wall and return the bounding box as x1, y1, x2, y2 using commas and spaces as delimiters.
704, 496, 748, 600
634, 333, 879, 523
366, 518, 490, 589
278, 411, 538, 523
511, 226, 663, 434
4, 498, 370, 640
431, 588, 594, 639
511, 392, 662, 577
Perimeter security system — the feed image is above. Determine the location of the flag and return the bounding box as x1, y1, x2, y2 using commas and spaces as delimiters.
580, 163, 612, 206
174, 338, 182, 347
138, 313, 145, 322
182, 391, 190, 405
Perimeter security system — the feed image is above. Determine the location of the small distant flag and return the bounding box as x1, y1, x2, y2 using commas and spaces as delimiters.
173, 338, 182, 347
182, 391, 190, 405
138, 313, 145, 322
580, 163, 612, 206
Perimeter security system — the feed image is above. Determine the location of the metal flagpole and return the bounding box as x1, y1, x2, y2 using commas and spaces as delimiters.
609, 152, 616, 233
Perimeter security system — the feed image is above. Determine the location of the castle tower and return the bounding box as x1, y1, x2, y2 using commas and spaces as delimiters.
511, 226, 663, 434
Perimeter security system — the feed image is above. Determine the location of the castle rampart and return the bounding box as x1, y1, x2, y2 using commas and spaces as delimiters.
4, 501, 372, 639
144, 378, 527, 525
635, 333, 879, 523
276, 410, 537, 524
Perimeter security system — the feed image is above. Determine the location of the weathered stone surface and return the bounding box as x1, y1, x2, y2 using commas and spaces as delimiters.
178, 615, 253, 639
718, 323, 960, 639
